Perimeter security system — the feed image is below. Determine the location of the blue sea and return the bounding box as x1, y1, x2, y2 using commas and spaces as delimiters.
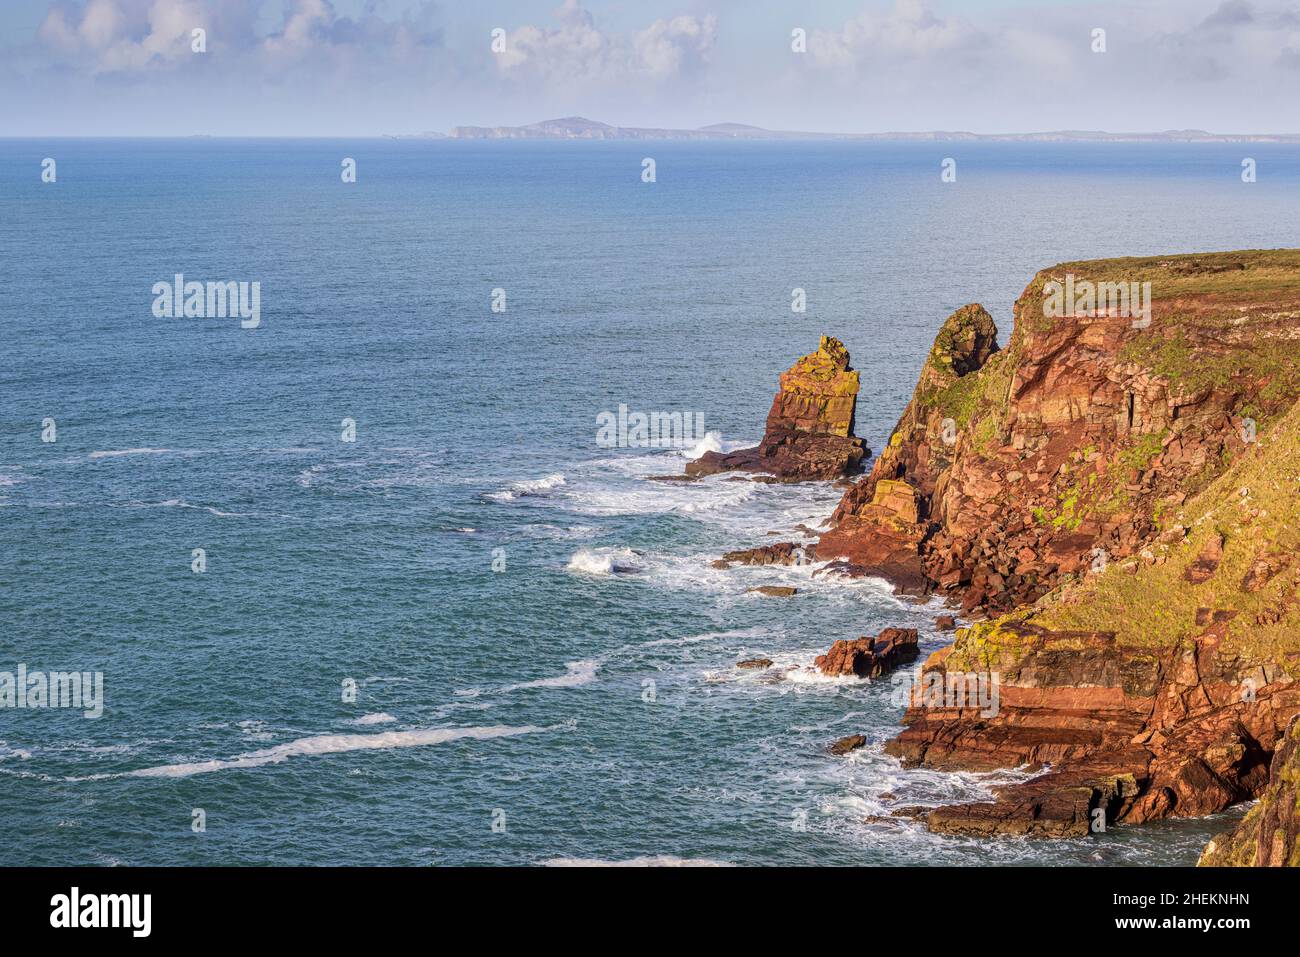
1, 138, 1293, 866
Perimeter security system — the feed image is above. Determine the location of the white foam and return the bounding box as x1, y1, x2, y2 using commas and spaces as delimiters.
350, 712, 397, 726
566, 547, 640, 576
125, 724, 545, 779
295, 461, 366, 488
681, 431, 723, 460
488, 473, 566, 502
296, 464, 327, 487
561, 477, 758, 517
501, 660, 600, 692
634, 626, 766, 650
111, 498, 255, 518
88, 448, 173, 459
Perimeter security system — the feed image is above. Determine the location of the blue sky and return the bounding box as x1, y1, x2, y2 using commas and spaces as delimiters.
3, 0, 1299, 135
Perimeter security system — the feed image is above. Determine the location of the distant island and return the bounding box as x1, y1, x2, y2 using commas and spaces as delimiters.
435, 116, 1300, 143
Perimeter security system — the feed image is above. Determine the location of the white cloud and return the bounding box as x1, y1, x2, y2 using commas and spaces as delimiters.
496, 0, 717, 86
810, 0, 985, 75
35, 0, 442, 75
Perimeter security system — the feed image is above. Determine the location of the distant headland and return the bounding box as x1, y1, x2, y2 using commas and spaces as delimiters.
407, 116, 1300, 144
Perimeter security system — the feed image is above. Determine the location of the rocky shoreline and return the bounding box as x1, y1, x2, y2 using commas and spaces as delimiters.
698, 250, 1300, 864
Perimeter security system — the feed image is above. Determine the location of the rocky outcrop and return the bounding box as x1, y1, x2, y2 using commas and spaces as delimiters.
820, 252, 1300, 614
714, 542, 815, 569
747, 585, 797, 597
828, 734, 868, 756
1200, 715, 1300, 866
891, 619, 1299, 837
816, 628, 919, 678
816, 479, 927, 594
688, 252, 1300, 849
835, 303, 999, 518
687, 336, 867, 482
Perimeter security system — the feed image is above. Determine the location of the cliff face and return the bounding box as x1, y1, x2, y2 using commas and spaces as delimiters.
822, 250, 1300, 615
887, 356, 1300, 838
1200, 715, 1300, 866
818, 305, 998, 591
688, 335, 867, 482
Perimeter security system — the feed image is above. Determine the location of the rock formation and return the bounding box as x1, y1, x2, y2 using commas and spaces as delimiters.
815, 628, 919, 678
692, 251, 1300, 857
713, 542, 815, 569
687, 336, 867, 482
815, 478, 927, 593
820, 252, 1300, 615
828, 734, 868, 756
1200, 715, 1300, 866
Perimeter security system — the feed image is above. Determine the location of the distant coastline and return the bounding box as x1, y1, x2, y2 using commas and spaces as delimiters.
416, 116, 1300, 144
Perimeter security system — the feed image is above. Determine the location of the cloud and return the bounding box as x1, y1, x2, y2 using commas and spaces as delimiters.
495, 0, 718, 86
35, 0, 443, 76
809, 0, 986, 75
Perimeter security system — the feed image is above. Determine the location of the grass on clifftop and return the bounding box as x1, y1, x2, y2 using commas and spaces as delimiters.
1031, 396, 1300, 666
1042, 248, 1300, 303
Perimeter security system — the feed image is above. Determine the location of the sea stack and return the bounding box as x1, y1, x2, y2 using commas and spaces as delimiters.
686, 335, 867, 482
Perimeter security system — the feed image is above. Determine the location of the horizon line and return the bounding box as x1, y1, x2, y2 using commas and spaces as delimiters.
7, 129, 1300, 140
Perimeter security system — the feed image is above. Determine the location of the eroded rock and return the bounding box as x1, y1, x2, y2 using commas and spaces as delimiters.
747, 586, 797, 598
686, 336, 868, 482
828, 734, 867, 755
815, 628, 919, 678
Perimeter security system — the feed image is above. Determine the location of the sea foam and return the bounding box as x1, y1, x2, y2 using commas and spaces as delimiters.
565, 547, 640, 575
125, 724, 544, 779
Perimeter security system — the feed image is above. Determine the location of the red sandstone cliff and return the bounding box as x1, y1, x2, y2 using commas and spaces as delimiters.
820, 252, 1300, 616
863, 251, 1300, 845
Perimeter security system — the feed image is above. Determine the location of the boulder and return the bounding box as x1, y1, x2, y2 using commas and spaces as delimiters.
815, 628, 919, 678
828, 734, 868, 756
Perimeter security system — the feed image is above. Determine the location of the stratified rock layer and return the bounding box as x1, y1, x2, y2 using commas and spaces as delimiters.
687, 336, 867, 482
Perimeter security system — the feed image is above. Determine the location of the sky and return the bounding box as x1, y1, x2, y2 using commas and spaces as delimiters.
2, 0, 1300, 135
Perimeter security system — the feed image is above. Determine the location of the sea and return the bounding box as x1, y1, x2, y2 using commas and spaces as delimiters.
2, 137, 1295, 866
